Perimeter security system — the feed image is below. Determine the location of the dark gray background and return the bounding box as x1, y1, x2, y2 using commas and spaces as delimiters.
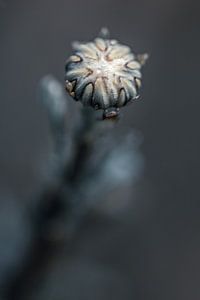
0, 0, 200, 299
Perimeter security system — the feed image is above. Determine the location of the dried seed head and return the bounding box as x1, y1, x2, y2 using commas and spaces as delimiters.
65, 29, 148, 115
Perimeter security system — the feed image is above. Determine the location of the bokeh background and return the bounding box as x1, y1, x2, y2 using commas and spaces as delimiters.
0, 0, 200, 299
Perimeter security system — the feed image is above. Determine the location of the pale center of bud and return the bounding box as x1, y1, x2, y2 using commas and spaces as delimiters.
91, 56, 124, 78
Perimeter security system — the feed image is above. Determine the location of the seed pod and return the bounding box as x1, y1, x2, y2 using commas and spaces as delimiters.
65, 29, 148, 117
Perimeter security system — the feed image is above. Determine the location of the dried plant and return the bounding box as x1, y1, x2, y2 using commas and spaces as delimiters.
4, 29, 147, 300
65, 28, 148, 119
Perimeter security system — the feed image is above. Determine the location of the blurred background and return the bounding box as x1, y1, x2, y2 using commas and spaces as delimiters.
0, 0, 200, 299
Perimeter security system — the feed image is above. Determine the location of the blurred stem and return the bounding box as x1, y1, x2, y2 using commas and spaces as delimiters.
4, 107, 106, 300
65, 108, 95, 184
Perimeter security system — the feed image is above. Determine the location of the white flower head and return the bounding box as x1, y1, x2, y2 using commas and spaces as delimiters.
65, 29, 148, 118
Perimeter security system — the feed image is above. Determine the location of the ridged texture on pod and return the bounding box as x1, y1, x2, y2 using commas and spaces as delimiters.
65, 32, 147, 110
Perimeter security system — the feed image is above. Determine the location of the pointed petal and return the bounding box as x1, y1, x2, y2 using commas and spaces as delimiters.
75, 77, 93, 99
95, 38, 107, 51
131, 69, 142, 78
108, 80, 118, 106
116, 70, 134, 81
137, 53, 149, 66
107, 45, 131, 60
118, 88, 126, 107
65, 80, 77, 97
135, 78, 142, 89
120, 77, 137, 100
81, 83, 94, 106
74, 42, 98, 59
66, 67, 90, 81
93, 77, 109, 109
126, 60, 141, 70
